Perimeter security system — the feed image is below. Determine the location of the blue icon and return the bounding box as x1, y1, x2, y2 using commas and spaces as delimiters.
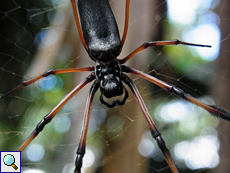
3, 154, 18, 170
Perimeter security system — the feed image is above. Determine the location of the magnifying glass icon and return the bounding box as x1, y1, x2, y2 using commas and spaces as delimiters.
3, 154, 18, 170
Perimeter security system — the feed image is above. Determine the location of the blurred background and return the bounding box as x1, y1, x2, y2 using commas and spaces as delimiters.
0, 0, 230, 173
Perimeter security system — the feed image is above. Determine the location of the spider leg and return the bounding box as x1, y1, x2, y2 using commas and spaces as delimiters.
17, 73, 95, 151
71, 0, 87, 51
123, 66, 230, 121
119, 39, 211, 64
74, 81, 99, 173
121, 0, 130, 46
122, 74, 179, 173
0, 67, 94, 99
99, 87, 129, 108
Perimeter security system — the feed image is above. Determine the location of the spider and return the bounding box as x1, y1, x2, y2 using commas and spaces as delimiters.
1, 0, 230, 172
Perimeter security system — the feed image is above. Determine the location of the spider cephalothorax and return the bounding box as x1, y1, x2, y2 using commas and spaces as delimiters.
95, 60, 123, 98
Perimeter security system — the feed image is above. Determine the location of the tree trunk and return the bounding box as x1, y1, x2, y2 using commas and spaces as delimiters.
99, 0, 163, 173
211, 0, 230, 172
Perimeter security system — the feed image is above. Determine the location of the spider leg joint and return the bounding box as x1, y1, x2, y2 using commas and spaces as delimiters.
35, 115, 51, 134
169, 85, 185, 98
42, 69, 55, 77
155, 136, 169, 152
75, 154, 83, 172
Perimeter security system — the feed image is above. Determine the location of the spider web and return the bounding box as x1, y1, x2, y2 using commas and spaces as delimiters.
1, 0, 230, 173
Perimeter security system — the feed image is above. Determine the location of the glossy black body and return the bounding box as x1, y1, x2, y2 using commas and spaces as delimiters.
78, 0, 122, 62
78, 0, 123, 98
